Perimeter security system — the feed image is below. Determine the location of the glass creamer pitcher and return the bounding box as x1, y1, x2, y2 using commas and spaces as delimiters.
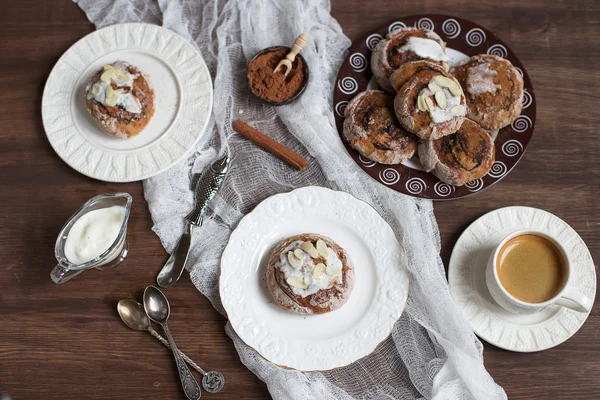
51, 193, 132, 284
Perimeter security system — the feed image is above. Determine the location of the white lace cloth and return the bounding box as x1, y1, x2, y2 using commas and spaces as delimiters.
74, 0, 506, 398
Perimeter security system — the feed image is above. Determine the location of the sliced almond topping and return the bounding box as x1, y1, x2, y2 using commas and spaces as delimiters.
115, 68, 130, 82
301, 241, 319, 258
287, 251, 302, 269
303, 273, 316, 286
103, 64, 114, 70
428, 82, 438, 93
294, 248, 305, 260
316, 240, 329, 258
425, 97, 435, 112
287, 276, 307, 290
448, 84, 462, 97
417, 93, 428, 112
100, 69, 116, 83
434, 91, 447, 109
433, 75, 457, 89
91, 83, 102, 96
450, 105, 466, 116
313, 263, 326, 279
325, 265, 342, 276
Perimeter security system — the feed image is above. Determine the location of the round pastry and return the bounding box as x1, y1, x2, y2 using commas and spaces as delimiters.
394, 69, 467, 140
85, 61, 155, 138
419, 118, 495, 186
451, 54, 524, 130
266, 234, 355, 315
389, 60, 447, 93
371, 27, 450, 93
343, 90, 417, 164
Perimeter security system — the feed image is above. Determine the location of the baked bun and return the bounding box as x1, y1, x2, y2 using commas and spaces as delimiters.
371, 27, 449, 93
85, 61, 155, 138
266, 234, 355, 315
419, 119, 495, 186
394, 69, 466, 140
451, 54, 524, 130
343, 90, 417, 164
389, 60, 447, 93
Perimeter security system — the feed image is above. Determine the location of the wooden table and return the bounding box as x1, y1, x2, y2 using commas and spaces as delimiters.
1, 1, 598, 399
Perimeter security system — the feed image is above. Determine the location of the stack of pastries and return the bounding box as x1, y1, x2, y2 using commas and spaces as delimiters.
342, 27, 524, 186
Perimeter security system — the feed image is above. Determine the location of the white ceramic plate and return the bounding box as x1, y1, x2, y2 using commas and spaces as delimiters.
449, 206, 596, 352
42, 23, 213, 182
220, 186, 409, 371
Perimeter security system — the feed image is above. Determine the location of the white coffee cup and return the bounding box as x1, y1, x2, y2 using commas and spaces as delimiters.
486, 229, 593, 314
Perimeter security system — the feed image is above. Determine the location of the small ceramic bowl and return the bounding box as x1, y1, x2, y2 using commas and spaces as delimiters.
247, 46, 309, 106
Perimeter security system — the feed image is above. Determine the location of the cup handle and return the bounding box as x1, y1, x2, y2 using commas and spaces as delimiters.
50, 264, 84, 284
555, 287, 593, 313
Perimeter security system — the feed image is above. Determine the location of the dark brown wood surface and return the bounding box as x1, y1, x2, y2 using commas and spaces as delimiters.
0, 1, 598, 399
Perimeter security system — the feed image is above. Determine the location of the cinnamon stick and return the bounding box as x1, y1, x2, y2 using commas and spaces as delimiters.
232, 120, 309, 171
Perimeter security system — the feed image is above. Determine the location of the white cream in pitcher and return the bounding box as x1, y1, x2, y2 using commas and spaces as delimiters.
64, 205, 126, 264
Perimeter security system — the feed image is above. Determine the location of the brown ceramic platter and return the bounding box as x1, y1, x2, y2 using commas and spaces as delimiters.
333, 15, 536, 200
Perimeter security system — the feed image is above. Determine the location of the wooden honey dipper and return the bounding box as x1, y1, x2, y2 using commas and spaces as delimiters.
274, 33, 308, 77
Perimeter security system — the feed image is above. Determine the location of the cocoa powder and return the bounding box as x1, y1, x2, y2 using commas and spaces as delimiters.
248, 47, 306, 103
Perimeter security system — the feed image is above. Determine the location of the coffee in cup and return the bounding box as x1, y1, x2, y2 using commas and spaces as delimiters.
496, 234, 567, 303
486, 229, 592, 314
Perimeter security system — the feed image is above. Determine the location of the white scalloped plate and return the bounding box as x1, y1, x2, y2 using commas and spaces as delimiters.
449, 206, 596, 352
220, 186, 409, 371
42, 23, 213, 182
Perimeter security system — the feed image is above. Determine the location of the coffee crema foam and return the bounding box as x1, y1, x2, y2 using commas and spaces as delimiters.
496, 234, 567, 303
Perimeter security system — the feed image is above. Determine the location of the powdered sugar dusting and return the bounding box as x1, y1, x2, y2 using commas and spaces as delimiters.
467, 63, 500, 95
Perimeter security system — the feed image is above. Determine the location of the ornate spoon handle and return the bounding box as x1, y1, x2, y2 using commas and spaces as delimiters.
148, 327, 206, 375
161, 322, 202, 400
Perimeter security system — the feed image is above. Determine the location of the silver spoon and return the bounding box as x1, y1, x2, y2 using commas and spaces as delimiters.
143, 286, 202, 399
117, 300, 225, 393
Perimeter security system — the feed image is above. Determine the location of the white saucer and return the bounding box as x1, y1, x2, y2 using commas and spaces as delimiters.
448, 206, 596, 352
220, 186, 409, 371
42, 23, 213, 182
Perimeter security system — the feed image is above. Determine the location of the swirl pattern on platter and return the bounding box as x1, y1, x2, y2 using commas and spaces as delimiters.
358, 154, 377, 168
415, 18, 434, 30
511, 115, 532, 133
442, 19, 461, 39
487, 44, 508, 58
501, 140, 523, 157
515, 67, 524, 76
466, 28, 486, 46
349, 53, 368, 72
488, 161, 508, 178
337, 77, 358, 95
388, 21, 407, 32
405, 177, 427, 194
434, 181, 455, 197
366, 33, 383, 50
335, 101, 348, 117
522, 90, 532, 109
379, 168, 400, 185
465, 179, 484, 192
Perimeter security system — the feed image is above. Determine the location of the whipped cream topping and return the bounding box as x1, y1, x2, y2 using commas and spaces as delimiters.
86, 61, 142, 114
277, 240, 343, 298
399, 37, 450, 63
467, 63, 501, 96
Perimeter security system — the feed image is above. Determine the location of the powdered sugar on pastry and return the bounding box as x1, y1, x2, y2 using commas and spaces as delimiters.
277, 240, 343, 297
466, 63, 501, 96
399, 37, 450, 63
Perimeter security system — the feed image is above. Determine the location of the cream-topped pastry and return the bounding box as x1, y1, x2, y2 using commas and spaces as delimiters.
266, 234, 355, 315
394, 70, 466, 140
451, 54, 524, 130
85, 61, 155, 139
371, 27, 450, 93
277, 240, 343, 297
